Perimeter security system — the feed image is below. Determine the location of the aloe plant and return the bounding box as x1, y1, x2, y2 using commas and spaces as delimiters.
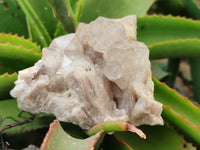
0, 0, 200, 149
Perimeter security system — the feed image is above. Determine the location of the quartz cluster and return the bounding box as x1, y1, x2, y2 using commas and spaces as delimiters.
10, 15, 163, 129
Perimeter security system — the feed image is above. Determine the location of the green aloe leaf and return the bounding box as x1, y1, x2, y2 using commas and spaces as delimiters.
0, 99, 55, 134
4, 129, 47, 149
0, 33, 42, 68
113, 124, 196, 150
181, 0, 200, 19
149, 39, 200, 89
149, 39, 200, 59
165, 58, 180, 87
70, 0, 79, 12
0, 42, 41, 65
137, 15, 200, 46
60, 122, 88, 139
189, 59, 200, 103
48, 0, 76, 33
179, 0, 200, 104
53, 22, 68, 38
0, 33, 41, 95
138, 15, 200, 103
16, 0, 52, 47
153, 78, 200, 144
0, 59, 29, 75
155, 0, 183, 15
0, 41, 41, 74
64, 0, 79, 28
0, 73, 17, 100
0, 0, 28, 37
80, 0, 155, 23
23, 0, 59, 39
87, 121, 146, 139
75, 0, 85, 22
22, 0, 59, 46
40, 120, 104, 150
0, 33, 41, 53
102, 134, 133, 150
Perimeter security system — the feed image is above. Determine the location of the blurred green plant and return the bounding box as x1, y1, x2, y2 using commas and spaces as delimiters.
0, 0, 200, 149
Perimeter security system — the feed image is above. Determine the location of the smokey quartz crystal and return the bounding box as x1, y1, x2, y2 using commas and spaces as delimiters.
11, 15, 163, 129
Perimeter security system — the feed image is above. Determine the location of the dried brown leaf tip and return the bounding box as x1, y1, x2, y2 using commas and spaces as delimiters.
11, 15, 163, 130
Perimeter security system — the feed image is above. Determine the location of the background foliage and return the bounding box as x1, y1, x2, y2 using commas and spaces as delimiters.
0, 0, 200, 149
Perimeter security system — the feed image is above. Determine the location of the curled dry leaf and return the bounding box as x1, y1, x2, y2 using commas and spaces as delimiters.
11, 15, 163, 130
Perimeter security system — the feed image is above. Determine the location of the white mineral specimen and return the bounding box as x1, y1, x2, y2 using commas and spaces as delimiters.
10, 15, 163, 129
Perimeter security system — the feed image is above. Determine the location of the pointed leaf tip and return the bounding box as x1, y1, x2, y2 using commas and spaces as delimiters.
126, 123, 146, 139
87, 121, 146, 139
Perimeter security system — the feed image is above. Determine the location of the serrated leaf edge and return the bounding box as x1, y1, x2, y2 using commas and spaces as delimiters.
140, 14, 200, 23
0, 42, 42, 55
148, 38, 200, 48
0, 32, 41, 52
0, 72, 17, 77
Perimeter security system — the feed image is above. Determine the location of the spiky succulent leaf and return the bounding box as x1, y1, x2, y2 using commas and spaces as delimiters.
0, 44, 40, 74
138, 15, 200, 103
75, 0, 85, 22
0, 99, 55, 134
181, 0, 200, 19
0, 33, 41, 52
0, 42, 41, 65
0, 33, 41, 73
149, 39, 200, 59
155, 0, 183, 15
48, 0, 76, 33
189, 59, 200, 103
0, 73, 17, 100
0, 0, 28, 37
80, 0, 155, 23
179, 0, 200, 104
40, 120, 105, 150
24, 0, 59, 39
154, 78, 200, 144
113, 124, 196, 150
137, 15, 200, 46
16, 0, 52, 47
53, 22, 68, 38
102, 135, 133, 150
